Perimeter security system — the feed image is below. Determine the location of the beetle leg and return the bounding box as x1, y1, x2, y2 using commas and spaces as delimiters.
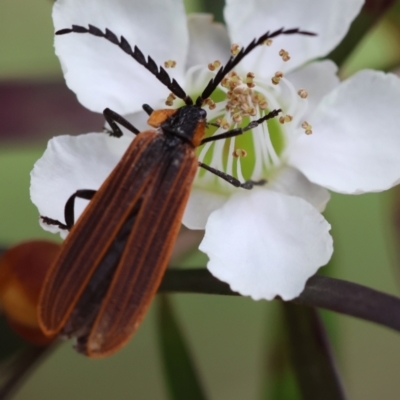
198, 162, 266, 190
103, 108, 140, 138
142, 104, 154, 115
41, 189, 97, 231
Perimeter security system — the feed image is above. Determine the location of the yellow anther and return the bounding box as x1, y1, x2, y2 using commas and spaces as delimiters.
208, 60, 221, 71
251, 93, 264, 104
221, 77, 230, 88
263, 39, 273, 46
279, 49, 290, 62
271, 71, 284, 85
231, 43, 241, 56
298, 89, 309, 99
204, 98, 216, 110
165, 93, 176, 106
232, 148, 248, 158
216, 118, 230, 130
232, 112, 242, 124
279, 114, 293, 124
164, 60, 177, 68
232, 86, 248, 95
245, 72, 255, 88
248, 107, 257, 116
301, 121, 313, 135
259, 101, 268, 110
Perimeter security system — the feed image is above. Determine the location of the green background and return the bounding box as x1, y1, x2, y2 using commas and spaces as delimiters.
1, 0, 400, 399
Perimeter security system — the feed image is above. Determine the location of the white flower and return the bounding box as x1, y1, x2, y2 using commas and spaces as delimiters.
31, 0, 400, 301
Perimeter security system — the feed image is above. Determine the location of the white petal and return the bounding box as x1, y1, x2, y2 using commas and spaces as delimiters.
184, 65, 215, 97
269, 167, 330, 211
199, 189, 333, 300
186, 14, 231, 69
287, 70, 400, 194
182, 187, 229, 230
224, 0, 363, 76
286, 60, 339, 119
53, 0, 188, 114
30, 133, 131, 236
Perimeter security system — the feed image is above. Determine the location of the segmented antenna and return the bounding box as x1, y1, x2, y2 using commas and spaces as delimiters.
196, 27, 316, 106
56, 25, 193, 105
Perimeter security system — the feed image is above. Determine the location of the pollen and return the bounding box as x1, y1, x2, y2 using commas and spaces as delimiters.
216, 117, 230, 130
272, 71, 283, 85
232, 112, 243, 124
251, 93, 268, 110
231, 43, 241, 56
232, 148, 247, 158
204, 98, 216, 110
165, 93, 176, 106
233, 85, 250, 95
263, 39, 273, 46
279, 49, 290, 62
246, 72, 255, 88
208, 60, 221, 71
302, 121, 313, 135
298, 89, 308, 99
279, 114, 293, 124
164, 60, 177, 68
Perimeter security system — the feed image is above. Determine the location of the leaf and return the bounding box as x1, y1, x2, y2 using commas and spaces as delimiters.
156, 295, 208, 400
283, 303, 346, 400
328, 0, 396, 66
261, 310, 301, 400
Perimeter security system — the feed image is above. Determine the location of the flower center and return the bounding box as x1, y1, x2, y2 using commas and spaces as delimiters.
167, 46, 313, 193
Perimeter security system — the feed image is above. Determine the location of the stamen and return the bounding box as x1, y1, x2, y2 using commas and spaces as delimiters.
298, 89, 308, 99
279, 114, 293, 124
165, 93, 176, 106
208, 60, 221, 71
231, 43, 241, 56
233, 85, 250, 95
232, 148, 247, 158
263, 39, 273, 46
164, 60, 177, 68
204, 98, 216, 110
246, 72, 255, 88
271, 71, 283, 85
252, 93, 268, 110
232, 112, 242, 124
301, 121, 313, 135
216, 117, 230, 130
197, 46, 312, 192
279, 49, 290, 62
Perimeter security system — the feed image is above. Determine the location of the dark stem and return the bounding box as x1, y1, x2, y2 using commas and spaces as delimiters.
160, 269, 400, 333
283, 304, 347, 400
0, 344, 56, 400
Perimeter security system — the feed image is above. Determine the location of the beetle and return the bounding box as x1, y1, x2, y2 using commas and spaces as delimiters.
38, 24, 314, 357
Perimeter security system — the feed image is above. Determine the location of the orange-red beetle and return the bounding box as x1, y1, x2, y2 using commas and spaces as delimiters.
38, 25, 314, 357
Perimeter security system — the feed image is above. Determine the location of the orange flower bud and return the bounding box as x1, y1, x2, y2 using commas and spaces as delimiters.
0, 241, 60, 345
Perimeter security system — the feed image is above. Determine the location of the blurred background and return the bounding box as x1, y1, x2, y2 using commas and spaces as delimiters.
1, 0, 400, 399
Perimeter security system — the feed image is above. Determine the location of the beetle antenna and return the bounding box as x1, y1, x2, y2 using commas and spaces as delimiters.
195, 27, 316, 106
56, 25, 193, 105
